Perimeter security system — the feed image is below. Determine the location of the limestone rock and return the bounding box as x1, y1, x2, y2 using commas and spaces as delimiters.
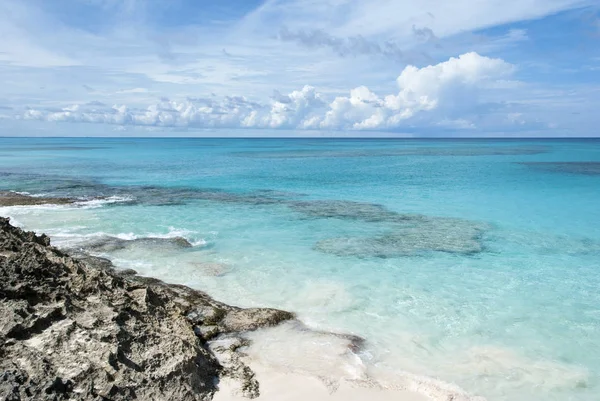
0, 217, 295, 400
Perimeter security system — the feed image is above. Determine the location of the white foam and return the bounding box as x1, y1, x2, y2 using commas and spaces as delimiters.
3, 216, 24, 227
144, 226, 195, 239
109, 257, 155, 271
8, 190, 52, 198
73, 195, 134, 208
47, 230, 137, 244
0, 203, 72, 213
138, 226, 207, 247
47, 227, 207, 251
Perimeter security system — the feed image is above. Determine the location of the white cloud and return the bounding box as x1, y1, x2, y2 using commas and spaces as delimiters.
264, 85, 325, 128
507, 112, 527, 125
1, 0, 597, 138
320, 52, 514, 130
116, 88, 150, 94
2, 0, 596, 136
19, 52, 514, 131
245, 0, 590, 41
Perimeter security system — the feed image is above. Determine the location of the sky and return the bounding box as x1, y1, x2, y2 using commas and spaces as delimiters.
0, 0, 599, 137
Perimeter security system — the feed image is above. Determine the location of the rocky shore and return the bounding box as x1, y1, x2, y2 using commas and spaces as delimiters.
0, 216, 295, 400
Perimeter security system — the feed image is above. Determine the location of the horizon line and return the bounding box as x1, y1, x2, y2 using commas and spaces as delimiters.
1, 136, 600, 140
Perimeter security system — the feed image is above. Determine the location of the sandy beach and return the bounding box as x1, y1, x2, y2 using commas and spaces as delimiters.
215, 361, 429, 401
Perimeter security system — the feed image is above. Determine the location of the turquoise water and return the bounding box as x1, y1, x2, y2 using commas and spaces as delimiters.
1, 137, 600, 400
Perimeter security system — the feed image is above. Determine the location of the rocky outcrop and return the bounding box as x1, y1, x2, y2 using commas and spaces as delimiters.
0, 217, 295, 400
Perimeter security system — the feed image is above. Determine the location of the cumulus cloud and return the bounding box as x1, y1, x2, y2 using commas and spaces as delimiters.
319, 52, 514, 129
20, 52, 514, 131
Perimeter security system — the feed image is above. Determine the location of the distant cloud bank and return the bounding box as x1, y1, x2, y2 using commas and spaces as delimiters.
20, 52, 514, 131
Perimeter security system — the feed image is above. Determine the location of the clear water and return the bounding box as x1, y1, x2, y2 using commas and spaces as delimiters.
1, 137, 600, 401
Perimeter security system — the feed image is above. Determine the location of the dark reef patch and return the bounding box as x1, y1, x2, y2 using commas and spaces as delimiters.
289, 199, 487, 257
1, 171, 491, 258
519, 162, 600, 176
289, 200, 399, 222
0, 191, 75, 207
315, 217, 487, 257
0, 173, 295, 207
0, 146, 110, 151
232, 146, 550, 159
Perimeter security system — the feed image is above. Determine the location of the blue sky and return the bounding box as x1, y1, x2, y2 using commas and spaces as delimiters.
0, 0, 598, 137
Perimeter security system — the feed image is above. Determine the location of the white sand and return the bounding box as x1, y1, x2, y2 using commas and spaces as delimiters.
210, 323, 479, 401
214, 362, 430, 401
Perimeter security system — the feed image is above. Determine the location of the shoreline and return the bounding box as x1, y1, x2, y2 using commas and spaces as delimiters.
1, 215, 293, 400
0, 192, 483, 401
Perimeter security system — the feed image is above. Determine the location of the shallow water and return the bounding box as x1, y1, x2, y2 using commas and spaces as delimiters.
1, 137, 600, 401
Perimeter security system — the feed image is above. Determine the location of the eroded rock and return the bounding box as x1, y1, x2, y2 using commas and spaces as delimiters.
0, 217, 295, 400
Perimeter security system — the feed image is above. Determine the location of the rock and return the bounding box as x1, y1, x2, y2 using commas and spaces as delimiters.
209, 337, 260, 399
219, 308, 296, 333
187, 305, 227, 326
0, 216, 296, 400
519, 161, 600, 176
289, 200, 397, 222
80, 235, 194, 253
0, 191, 74, 207
117, 268, 138, 276
194, 325, 221, 341
314, 217, 487, 258
186, 306, 296, 341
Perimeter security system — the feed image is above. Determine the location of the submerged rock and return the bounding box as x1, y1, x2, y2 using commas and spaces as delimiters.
191, 262, 231, 277
289, 199, 488, 257
0, 217, 295, 400
519, 162, 600, 176
0, 191, 74, 207
2, 178, 489, 259
289, 200, 398, 222
315, 218, 486, 257
232, 146, 550, 159
80, 235, 194, 253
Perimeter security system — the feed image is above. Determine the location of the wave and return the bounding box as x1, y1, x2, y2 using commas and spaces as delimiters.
48, 229, 208, 250
0, 195, 133, 212
73, 195, 134, 208
144, 226, 208, 247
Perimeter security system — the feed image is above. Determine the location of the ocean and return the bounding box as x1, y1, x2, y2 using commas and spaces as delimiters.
1, 136, 599, 401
